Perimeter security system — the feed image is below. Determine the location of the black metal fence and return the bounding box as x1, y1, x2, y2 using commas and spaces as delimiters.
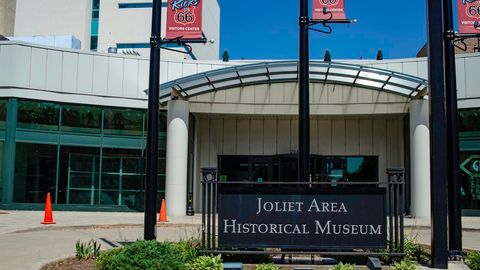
201, 168, 405, 258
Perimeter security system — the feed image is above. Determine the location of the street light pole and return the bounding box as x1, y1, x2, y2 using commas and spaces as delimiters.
443, 0, 462, 253
144, 0, 162, 241
298, 0, 310, 183
426, 0, 449, 267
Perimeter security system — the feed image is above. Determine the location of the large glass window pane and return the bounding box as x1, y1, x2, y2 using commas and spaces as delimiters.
13, 143, 57, 203
61, 104, 101, 133
17, 100, 60, 131
102, 148, 145, 208
58, 146, 100, 205
104, 108, 143, 136
0, 99, 7, 127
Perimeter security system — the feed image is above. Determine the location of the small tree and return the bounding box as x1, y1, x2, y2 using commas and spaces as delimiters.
324, 50, 332, 62
376, 49, 384, 60
222, 50, 230, 62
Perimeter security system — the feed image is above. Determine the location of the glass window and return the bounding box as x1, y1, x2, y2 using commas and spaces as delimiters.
90, 19, 99, 36
90, 36, 98, 51
0, 141, 3, 201
61, 104, 101, 133
0, 99, 7, 127
104, 108, 143, 136
324, 157, 346, 185
92, 0, 100, 10
17, 100, 60, 131
460, 152, 480, 210
346, 157, 378, 182
13, 143, 58, 203
59, 146, 100, 205
459, 109, 480, 133
219, 156, 250, 182
102, 148, 148, 209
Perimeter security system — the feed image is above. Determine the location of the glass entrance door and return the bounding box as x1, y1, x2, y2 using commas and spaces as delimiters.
250, 158, 271, 182
460, 152, 480, 211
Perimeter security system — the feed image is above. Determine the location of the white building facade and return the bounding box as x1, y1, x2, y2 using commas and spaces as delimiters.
13, 0, 220, 60
0, 41, 479, 217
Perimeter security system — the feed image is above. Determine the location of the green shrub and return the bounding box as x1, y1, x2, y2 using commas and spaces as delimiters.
175, 237, 200, 262
404, 239, 424, 261
101, 240, 189, 270
186, 255, 223, 270
391, 259, 417, 270
96, 248, 122, 270
75, 239, 101, 260
466, 251, 480, 270
330, 262, 355, 270
256, 263, 280, 270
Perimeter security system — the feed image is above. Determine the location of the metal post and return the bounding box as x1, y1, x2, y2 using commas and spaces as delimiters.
443, 0, 462, 253
144, 0, 162, 240
426, 0, 449, 267
298, 0, 310, 183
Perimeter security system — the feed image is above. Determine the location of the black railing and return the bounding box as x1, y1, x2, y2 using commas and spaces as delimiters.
201, 168, 405, 258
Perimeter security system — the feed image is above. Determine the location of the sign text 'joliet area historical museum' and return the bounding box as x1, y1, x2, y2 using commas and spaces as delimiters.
218, 187, 387, 250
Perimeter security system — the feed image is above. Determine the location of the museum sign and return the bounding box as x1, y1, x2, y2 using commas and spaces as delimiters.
218, 188, 387, 250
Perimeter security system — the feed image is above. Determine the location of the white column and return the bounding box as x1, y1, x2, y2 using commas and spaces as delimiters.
165, 100, 189, 217
409, 99, 431, 218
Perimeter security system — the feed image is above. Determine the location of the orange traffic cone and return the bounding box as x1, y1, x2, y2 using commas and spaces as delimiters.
158, 199, 168, 222
41, 192, 56, 225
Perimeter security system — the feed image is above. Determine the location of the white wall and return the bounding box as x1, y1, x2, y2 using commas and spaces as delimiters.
1, 41, 479, 111
0, 0, 16, 36
187, 82, 410, 116
14, 0, 92, 49
348, 53, 480, 107
0, 41, 235, 108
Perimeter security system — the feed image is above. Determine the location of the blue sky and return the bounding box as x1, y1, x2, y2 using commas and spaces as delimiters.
217, 0, 429, 60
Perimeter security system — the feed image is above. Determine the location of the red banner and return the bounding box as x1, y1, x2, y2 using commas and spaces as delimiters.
457, 0, 480, 34
166, 0, 203, 40
312, 0, 346, 20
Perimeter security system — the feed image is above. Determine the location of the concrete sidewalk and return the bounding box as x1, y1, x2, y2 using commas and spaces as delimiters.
0, 211, 479, 270
0, 210, 201, 235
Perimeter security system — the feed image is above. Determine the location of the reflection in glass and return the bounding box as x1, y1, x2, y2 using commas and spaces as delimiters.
0, 99, 7, 127
13, 143, 57, 203
59, 146, 100, 205
346, 157, 378, 182
460, 152, 480, 210
459, 109, 480, 133
219, 156, 249, 182
17, 100, 60, 131
62, 104, 101, 133
324, 157, 345, 186
104, 108, 143, 136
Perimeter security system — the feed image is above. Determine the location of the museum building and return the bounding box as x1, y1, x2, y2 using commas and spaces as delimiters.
0, 40, 479, 217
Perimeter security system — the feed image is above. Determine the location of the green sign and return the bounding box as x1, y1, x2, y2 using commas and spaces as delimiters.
460, 155, 480, 178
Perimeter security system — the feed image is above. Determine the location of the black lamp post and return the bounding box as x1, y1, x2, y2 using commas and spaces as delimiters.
144, 0, 162, 241
426, 0, 449, 267
298, 0, 310, 183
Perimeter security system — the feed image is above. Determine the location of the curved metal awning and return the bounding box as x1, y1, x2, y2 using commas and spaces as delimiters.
159, 61, 428, 103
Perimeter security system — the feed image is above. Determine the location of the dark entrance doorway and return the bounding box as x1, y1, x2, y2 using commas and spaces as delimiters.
218, 155, 379, 184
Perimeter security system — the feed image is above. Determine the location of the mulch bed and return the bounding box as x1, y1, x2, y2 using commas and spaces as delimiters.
41, 257, 96, 270
0, 211, 9, 214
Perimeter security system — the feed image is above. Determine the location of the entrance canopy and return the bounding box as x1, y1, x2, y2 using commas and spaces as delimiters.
159, 61, 428, 103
